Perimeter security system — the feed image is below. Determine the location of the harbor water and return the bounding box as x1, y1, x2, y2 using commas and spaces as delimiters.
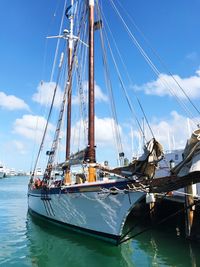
0, 176, 200, 267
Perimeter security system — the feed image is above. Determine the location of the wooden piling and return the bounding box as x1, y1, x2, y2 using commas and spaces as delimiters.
185, 183, 195, 239
146, 193, 157, 223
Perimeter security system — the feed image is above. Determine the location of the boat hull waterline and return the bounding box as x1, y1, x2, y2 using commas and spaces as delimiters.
28, 180, 145, 243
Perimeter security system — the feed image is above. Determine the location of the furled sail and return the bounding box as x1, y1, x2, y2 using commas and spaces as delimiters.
100, 138, 164, 179
62, 148, 87, 168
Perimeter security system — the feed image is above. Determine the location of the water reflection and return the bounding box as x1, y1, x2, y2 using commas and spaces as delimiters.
26, 212, 200, 267
130, 225, 200, 267
26, 214, 134, 267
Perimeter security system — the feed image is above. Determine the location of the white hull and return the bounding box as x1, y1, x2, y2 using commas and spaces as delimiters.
28, 181, 145, 242
8, 172, 16, 176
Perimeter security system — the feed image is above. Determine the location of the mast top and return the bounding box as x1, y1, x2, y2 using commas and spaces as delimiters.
89, 0, 94, 6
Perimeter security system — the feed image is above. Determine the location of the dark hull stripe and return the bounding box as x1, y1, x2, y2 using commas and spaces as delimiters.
44, 200, 52, 216
28, 208, 120, 244
47, 200, 55, 216
42, 200, 50, 216
28, 180, 132, 195
28, 194, 55, 217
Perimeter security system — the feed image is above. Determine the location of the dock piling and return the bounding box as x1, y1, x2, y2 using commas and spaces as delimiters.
185, 183, 195, 239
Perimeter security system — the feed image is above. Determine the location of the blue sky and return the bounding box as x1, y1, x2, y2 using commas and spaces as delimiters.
0, 0, 200, 171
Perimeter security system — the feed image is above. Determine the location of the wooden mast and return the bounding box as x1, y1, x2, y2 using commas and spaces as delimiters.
64, 0, 74, 184
88, 0, 96, 182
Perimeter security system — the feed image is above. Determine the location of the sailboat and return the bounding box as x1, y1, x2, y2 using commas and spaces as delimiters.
28, 0, 200, 244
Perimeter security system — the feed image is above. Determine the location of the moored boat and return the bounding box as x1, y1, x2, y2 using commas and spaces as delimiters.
0, 163, 6, 178
28, 178, 145, 242
28, 0, 200, 244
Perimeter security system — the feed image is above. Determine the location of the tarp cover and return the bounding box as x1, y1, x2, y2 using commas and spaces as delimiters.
102, 138, 164, 179
172, 129, 200, 177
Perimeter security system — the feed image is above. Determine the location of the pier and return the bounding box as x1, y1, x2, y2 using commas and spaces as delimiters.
149, 192, 200, 242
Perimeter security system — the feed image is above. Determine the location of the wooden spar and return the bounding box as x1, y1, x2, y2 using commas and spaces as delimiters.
88, 0, 95, 162
66, 45, 73, 161
88, 0, 96, 182
64, 0, 74, 184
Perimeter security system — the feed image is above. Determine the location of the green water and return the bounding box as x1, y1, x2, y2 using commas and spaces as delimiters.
0, 176, 200, 267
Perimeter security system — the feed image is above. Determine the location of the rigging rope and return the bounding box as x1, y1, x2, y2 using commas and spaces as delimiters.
44, 1, 88, 176
68, 1, 89, 153
72, 16, 89, 149
30, 0, 67, 172
96, 1, 124, 158
115, 0, 200, 120
33, 50, 66, 174
101, 9, 154, 140
103, 24, 146, 141
75, 62, 88, 144
50, 0, 68, 82
109, 0, 199, 126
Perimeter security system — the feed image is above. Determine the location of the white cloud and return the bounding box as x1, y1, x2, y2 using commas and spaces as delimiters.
72, 81, 108, 105
95, 117, 120, 146
33, 81, 107, 108
32, 81, 63, 107
133, 68, 200, 99
0, 91, 29, 111
150, 112, 190, 150
13, 114, 54, 142
95, 83, 108, 102
70, 116, 121, 152
12, 140, 27, 155
131, 111, 199, 153
186, 52, 198, 61
12, 112, 198, 167
65, 116, 122, 166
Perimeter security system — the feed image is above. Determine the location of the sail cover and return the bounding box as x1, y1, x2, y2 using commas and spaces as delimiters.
102, 138, 164, 179
62, 148, 87, 168
172, 129, 200, 177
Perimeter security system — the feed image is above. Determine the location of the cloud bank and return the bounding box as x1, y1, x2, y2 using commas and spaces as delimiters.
0, 92, 29, 111
131, 111, 199, 154
13, 114, 54, 142
72, 82, 108, 105
32, 82, 63, 107
133, 68, 200, 99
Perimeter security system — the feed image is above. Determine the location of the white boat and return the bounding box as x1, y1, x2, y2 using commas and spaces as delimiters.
0, 163, 6, 178
28, 0, 200, 244
28, 142, 162, 243
35, 168, 43, 176
155, 149, 183, 178
156, 132, 200, 199
8, 168, 17, 176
